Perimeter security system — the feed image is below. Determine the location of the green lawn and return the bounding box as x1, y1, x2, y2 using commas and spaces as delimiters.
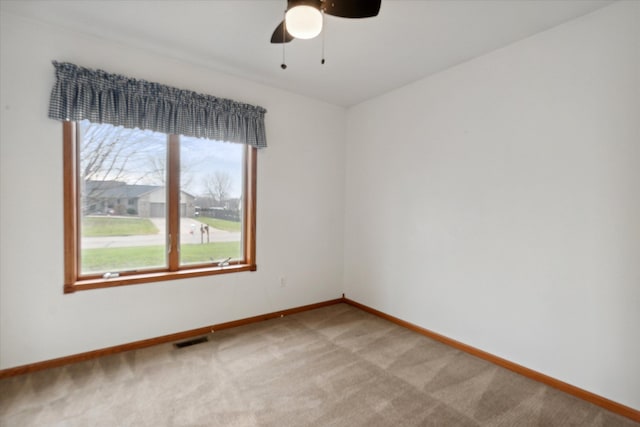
81, 242, 241, 273
181, 242, 241, 264
196, 217, 242, 232
82, 216, 158, 237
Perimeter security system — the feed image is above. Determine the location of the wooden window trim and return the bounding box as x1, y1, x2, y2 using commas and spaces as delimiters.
63, 121, 257, 294
167, 134, 180, 272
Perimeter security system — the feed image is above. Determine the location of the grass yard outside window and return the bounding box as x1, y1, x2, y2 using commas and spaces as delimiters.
196, 217, 242, 233
82, 242, 241, 273
82, 217, 158, 237
80, 216, 242, 273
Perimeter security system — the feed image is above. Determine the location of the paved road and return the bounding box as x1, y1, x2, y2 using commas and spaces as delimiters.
81, 218, 240, 249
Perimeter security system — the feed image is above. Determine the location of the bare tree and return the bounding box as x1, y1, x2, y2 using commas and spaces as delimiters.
145, 152, 195, 190
80, 123, 137, 183
80, 121, 204, 215
203, 171, 233, 205
79, 122, 164, 213
146, 153, 166, 186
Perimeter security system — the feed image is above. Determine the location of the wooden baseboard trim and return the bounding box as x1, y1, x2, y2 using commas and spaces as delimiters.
0, 298, 343, 380
343, 298, 640, 423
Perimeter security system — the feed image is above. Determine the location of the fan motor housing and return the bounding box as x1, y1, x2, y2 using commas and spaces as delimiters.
287, 0, 323, 11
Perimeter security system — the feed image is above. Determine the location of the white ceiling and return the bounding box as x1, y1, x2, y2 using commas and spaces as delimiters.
1, 0, 614, 107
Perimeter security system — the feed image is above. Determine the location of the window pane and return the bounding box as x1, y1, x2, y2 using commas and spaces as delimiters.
78, 121, 168, 275
179, 136, 243, 266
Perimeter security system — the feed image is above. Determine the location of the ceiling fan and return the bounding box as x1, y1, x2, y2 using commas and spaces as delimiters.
270, 0, 381, 46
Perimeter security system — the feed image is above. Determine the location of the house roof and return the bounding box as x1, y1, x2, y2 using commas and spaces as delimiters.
85, 181, 161, 198
85, 180, 195, 199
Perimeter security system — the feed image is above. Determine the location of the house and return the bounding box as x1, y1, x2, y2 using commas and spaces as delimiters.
0, 0, 638, 419
84, 180, 196, 218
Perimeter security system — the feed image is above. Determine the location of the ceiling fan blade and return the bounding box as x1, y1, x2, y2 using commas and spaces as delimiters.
270, 20, 294, 43
323, 0, 381, 18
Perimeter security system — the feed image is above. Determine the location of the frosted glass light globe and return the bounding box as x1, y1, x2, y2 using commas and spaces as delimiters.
285, 6, 323, 40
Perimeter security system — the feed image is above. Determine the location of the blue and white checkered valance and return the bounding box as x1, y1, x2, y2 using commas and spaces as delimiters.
48, 61, 267, 148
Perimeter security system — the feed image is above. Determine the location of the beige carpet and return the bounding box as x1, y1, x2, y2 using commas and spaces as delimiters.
1, 303, 638, 426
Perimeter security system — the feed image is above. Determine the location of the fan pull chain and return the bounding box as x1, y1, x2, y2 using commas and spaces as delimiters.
321, 9, 326, 65
281, 10, 287, 69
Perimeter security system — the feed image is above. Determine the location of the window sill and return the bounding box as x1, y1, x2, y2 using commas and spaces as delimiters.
64, 264, 257, 293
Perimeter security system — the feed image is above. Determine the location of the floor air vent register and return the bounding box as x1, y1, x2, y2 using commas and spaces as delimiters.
173, 336, 208, 349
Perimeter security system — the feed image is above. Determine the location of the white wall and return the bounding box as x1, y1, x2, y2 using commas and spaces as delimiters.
345, 1, 639, 409
0, 12, 345, 369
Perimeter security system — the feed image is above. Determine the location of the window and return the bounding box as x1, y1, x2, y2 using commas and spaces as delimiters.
50, 61, 265, 292
64, 120, 257, 292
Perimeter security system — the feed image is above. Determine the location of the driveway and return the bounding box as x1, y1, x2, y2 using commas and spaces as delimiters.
81, 218, 241, 249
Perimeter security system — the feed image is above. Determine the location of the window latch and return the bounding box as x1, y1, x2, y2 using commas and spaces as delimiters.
102, 272, 120, 279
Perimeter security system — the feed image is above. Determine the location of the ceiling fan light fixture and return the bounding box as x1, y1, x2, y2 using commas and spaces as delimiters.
285, 5, 323, 39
